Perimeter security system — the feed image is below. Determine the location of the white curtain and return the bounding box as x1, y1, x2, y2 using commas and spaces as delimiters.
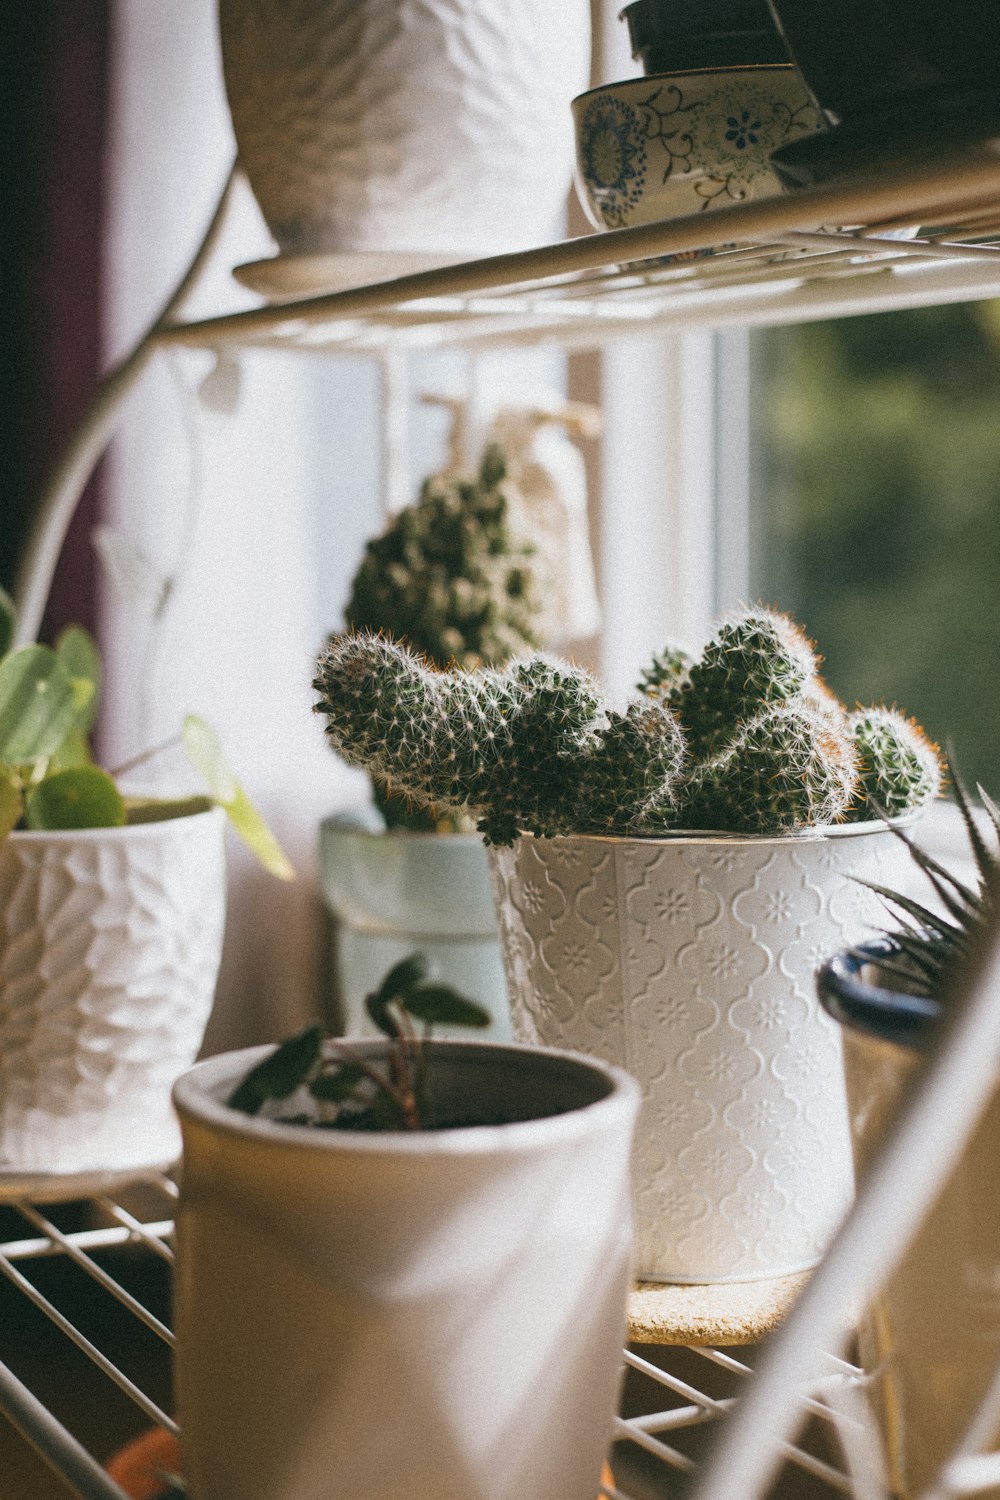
101, 2, 369, 1051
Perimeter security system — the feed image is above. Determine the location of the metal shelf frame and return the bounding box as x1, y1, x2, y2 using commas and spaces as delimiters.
8, 141, 1000, 1499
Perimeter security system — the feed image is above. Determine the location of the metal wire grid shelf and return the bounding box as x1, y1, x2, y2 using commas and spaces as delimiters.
153, 147, 1000, 358
0, 1182, 863, 1500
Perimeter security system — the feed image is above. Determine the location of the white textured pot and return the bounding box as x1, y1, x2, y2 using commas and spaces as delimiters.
0, 808, 226, 1185
320, 816, 510, 1038
489, 824, 913, 1283
218, 0, 591, 260
173, 1039, 640, 1500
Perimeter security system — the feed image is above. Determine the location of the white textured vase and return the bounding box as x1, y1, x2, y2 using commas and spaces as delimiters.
218, 0, 591, 258
0, 809, 226, 1183
489, 825, 912, 1283
173, 1039, 640, 1500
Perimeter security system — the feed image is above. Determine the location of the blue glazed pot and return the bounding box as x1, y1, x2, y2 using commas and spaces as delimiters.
816, 938, 940, 1052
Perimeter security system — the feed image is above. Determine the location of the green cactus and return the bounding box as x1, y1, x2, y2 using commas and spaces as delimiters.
345, 444, 541, 672
313, 635, 606, 844
343, 443, 544, 831
315, 608, 940, 846
636, 644, 695, 706
846, 707, 943, 821
678, 702, 858, 833
671, 610, 819, 761
577, 701, 686, 836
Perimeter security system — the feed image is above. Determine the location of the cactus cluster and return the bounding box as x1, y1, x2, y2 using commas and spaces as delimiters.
314, 608, 943, 845
345, 444, 541, 672
343, 443, 544, 831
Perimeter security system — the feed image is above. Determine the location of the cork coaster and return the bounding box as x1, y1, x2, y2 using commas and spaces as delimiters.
627, 1269, 811, 1346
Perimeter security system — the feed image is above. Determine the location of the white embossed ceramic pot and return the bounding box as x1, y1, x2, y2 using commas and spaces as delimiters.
218, 0, 590, 263
173, 1039, 640, 1500
320, 815, 510, 1040
572, 67, 823, 230
0, 808, 226, 1187
489, 823, 913, 1283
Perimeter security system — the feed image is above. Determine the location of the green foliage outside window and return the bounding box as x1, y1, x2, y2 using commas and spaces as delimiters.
750, 301, 1000, 793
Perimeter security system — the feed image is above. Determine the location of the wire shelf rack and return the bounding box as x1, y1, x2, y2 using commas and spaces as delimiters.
0, 1178, 866, 1500
154, 147, 1000, 357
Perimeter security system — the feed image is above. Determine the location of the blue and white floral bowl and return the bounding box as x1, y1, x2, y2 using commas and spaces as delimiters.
572, 67, 824, 231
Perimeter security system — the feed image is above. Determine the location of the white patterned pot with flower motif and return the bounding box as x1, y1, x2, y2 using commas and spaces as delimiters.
572, 67, 824, 231
0, 809, 226, 1188
489, 824, 913, 1282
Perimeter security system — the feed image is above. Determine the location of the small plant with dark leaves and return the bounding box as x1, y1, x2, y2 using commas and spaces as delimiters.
227, 955, 491, 1131
859, 762, 999, 1001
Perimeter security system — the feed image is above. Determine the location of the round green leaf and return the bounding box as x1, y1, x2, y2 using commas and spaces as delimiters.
0, 646, 80, 764
24, 768, 126, 830
56, 625, 102, 733
227, 1025, 323, 1114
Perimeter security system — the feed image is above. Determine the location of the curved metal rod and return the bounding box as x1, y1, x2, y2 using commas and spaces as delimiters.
689, 909, 1000, 1500
12, 159, 240, 646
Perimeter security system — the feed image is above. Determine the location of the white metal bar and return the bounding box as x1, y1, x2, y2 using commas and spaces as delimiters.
0, 1358, 131, 1500
0, 1253, 177, 1435
16, 1206, 173, 1347
0, 1220, 173, 1264
689, 916, 1000, 1500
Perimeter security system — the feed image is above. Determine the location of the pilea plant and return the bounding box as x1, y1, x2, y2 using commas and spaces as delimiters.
314, 606, 942, 844
227, 954, 490, 1131
0, 587, 292, 876
343, 442, 544, 832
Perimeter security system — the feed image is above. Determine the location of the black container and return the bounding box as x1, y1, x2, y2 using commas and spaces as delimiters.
621, 0, 791, 76
767, 0, 1000, 185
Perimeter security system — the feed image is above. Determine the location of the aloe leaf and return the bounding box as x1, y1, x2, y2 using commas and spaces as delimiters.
0, 646, 81, 763
181, 715, 295, 880
404, 984, 491, 1029
0, 767, 23, 838
56, 625, 102, 734
859, 879, 956, 936
24, 767, 126, 830
949, 760, 996, 893
0, 586, 15, 659
227, 1025, 323, 1114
